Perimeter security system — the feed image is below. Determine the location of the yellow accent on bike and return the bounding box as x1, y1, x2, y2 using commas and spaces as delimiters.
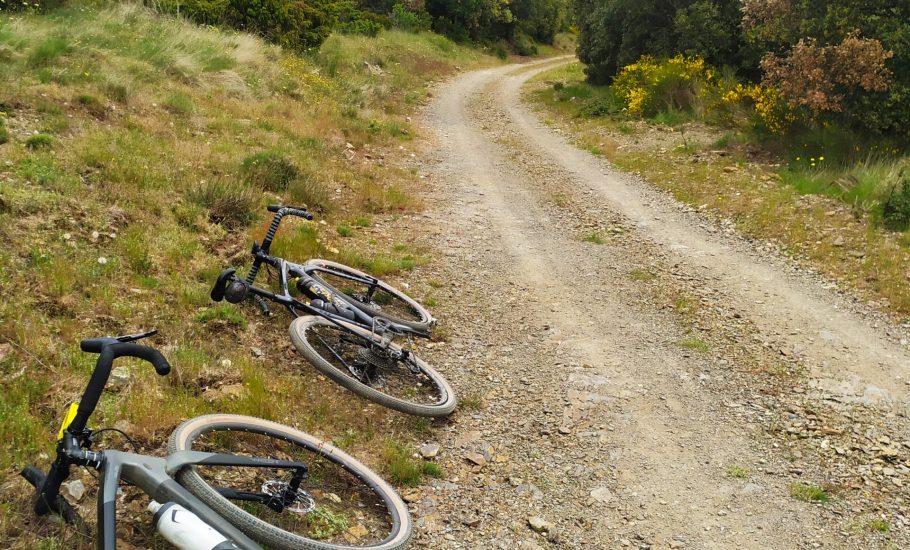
57, 402, 79, 440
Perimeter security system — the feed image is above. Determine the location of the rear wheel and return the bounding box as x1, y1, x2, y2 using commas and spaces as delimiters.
289, 316, 456, 417
303, 259, 435, 332
169, 414, 412, 550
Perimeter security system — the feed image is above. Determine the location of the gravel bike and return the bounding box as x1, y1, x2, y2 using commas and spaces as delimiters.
20, 330, 412, 550
210, 204, 456, 418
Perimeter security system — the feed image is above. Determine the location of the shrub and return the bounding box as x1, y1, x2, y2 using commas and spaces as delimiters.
223, 0, 334, 50
188, 179, 257, 229
512, 31, 538, 56
883, 175, 910, 231
0, 118, 8, 145
240, 151, 299, 192
611, 55, 710, 116
390, 3, 431, 32
27, 36, 69, 68
163, 92, 195, 115
0, 0, 66, 12
25, 133, 54, 150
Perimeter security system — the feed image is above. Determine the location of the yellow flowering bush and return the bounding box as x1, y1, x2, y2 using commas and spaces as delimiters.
722, 83, 796, 134
611, 55, 711, 116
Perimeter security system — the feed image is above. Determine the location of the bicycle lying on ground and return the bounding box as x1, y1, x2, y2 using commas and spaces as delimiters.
21, 330, 412, 550
210, 204, 456, 418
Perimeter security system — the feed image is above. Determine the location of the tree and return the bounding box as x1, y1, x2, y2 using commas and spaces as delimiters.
574, 0, 751, 84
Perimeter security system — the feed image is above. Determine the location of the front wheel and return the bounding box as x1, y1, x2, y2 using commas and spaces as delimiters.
289, 316, 456, 417
169, 414, 412, 550
303, 259, 435, 332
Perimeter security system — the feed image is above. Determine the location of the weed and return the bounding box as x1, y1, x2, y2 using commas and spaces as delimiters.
27, 36, 69, 67
336, 225, 353, 237
288, 173, 331, 212
868, 518, 890, 533
582, 231, 605, 244
882, 177, 910, 231
423, 297, 438, 307
678, 338, 709, 352
725, 465, 750, 479
0, 118, 8, 145
651, 109, 690, 126
789, 482, 831, 503
427, 279, 443, 289
164, 92, 195, 115
629, 268, 655, 281
711, 133, 732, 149
422, 461, 443, 478
549, 192, 570, 207
188, 179, 257, 229
195, 305, 247, 329
120, 226, 153, 275
381, 439, 422, 486
459, 393, 485, 411
353, 216, 370, 227
308, 507, 348, 540
25, 133, 54, 150
103, 81, 129, 103
332, 428, 358, 449
241, 151, 299, 192
617, 122, 635, 135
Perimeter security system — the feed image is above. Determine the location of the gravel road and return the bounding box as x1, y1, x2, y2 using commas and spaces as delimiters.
400, 59, 910, 549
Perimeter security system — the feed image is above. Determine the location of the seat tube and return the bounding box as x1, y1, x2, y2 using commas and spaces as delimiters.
96, 457, 121, 550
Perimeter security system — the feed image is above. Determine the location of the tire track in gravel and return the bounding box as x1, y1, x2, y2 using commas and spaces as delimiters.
406, 59, 871, 549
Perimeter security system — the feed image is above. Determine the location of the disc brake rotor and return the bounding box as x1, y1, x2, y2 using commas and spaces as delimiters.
261, 480, 317, 514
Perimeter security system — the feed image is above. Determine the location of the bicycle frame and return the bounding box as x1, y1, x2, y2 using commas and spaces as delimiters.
22, 335, 310, 550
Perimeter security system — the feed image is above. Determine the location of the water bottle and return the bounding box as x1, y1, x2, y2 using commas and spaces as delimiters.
148, 501, 240, 550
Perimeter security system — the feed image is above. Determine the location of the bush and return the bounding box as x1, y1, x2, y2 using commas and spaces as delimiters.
390, 3, 431, 32
0, 0, 67, 12
611, 55, 710, 116
188, 179, 257, 229
512, 31, 538, 56
240, 151, 299, 192
883, 175, 910, 231
0, 118, 8, 145
25, 133, 54, 150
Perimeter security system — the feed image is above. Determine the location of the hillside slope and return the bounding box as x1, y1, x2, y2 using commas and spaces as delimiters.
0, 4, 491, 547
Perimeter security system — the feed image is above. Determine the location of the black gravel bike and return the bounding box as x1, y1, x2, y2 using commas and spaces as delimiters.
211, 204, 456, 418
20, 331, 412, 550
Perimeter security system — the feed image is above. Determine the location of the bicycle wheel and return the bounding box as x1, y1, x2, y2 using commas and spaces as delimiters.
169, 414, 412, 550
303, 259, 435, 332
289, 316, 456, 417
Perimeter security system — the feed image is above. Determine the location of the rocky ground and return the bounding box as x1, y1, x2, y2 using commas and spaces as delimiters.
392, 59, 910, 549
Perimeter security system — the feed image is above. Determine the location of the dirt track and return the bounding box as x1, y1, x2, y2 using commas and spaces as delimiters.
407, 59, 910, 549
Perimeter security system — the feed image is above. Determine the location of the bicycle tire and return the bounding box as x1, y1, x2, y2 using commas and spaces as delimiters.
289, 316, 456, 417
303, 259, 435, 332
169, 414, 412, 550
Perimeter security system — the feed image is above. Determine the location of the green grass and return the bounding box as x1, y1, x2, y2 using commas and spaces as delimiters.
163, 91, 195, 115
629, 268, 655, 281
725, 465, 750, 479
423, 297, 438, 307
678, 337, 709, 353
789, 482, 831, 503
195, 305, 247, 329
422, 461, 443, 478
25, 133, 54, 150
459, 393, 485, 411
381, 439, 423, 486
582, 231, 605, 244
868, 518, 890, 533
336, 225, 353, 237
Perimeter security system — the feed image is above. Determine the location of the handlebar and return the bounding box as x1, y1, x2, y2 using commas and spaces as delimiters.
69, 339, 171, 435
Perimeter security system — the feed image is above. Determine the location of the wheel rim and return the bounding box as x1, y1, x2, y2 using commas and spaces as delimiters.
309, 267, 429, 326
307, 322, 447, 408
185, 427, 400, 546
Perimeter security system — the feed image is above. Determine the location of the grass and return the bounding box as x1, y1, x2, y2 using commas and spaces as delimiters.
629, 268, 655, 281
423, 297, 438, 307
336, 225, 354, 237
789, 482, 832, 503
726, 465, 750, 479
459, 393, 485, 411
0, 5, 495, 545
381, 439, 423, 486
582, 231, 605, 244
868, 518, 890, 533
678, 337, 709, 353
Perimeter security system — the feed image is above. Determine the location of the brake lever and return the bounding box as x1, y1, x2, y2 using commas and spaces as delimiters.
116, 330, 158, 343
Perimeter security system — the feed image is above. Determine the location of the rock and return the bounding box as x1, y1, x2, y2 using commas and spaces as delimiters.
62, 480, 86, 502
832, 236, 845, 247
347, 524, 369, 539
558, 426, 572, 435
108, 366, 132, 391
670, 539, 685, 548
401, 489, 421, 503
464, 451, 487, 467
250, 347, 264, 358
420, 443, 440, 459
528, 516, 554, 533
462, 516, 481, 527
326, 492, 342, 504
588, 486, 613, 504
